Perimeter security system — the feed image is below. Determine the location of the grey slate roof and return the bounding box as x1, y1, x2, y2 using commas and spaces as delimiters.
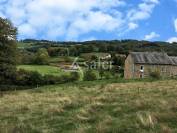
130, 52, 175, 65
170, 56, 177, 65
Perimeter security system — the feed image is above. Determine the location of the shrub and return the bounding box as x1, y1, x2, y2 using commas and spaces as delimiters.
19, 51, 36, 65
70, 71, 80, 81
43, 75, 62, 84
14, 69, 83, 88
84, 70, 99, 81
149, 70, 161, 79
99, 69, 105, 79
28, 71, 44, 85
34, 48, 49, 65
103, 72, 112, 79
15, 69, 44, 86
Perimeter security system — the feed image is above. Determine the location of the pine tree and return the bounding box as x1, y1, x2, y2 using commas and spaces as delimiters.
0, 17, 17, 84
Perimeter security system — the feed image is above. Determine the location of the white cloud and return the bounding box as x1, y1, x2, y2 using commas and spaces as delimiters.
18, 24, 37, 38
0, 0, 159, 40
167, 18, 177, 43
128, 22, 138, 30
67, 11, 123, 39
167, 37, 177, 43
143, 0, 159, 4
128, 0, 159, 21
81, 37, 97, 42
174, 19, 177, 32
144, 32, 160, 40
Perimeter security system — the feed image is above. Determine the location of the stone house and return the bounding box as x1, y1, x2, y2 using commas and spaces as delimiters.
124, 52, 177, 79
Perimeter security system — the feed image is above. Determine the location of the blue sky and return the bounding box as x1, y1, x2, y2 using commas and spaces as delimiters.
0, 0, 177, 42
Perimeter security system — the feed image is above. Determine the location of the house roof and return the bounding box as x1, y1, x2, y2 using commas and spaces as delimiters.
130, 52, 175, 65
170, 56, 177, 65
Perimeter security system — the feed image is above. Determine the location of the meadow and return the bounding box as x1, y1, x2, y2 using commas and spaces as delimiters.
1, 79, 177, 132
17, 65, 68, 76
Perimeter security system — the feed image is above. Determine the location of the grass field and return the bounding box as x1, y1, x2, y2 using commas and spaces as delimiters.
17, 42, 35, 49
80, 52, 110, 60
1, 80, 177, 132
49, 56, 85, 64
17, 65, 68, 76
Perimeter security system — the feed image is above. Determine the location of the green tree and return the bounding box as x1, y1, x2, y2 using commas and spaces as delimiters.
0, 17, 17, 84
84, 70, 99, 81
35, 48, 49, 65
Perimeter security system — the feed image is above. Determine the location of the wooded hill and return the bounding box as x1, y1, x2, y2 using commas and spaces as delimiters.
18, 39, 177, 56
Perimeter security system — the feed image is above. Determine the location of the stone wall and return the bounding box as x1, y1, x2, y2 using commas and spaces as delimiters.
133, 64, 173, 78
124, 54, 177, 79
124, 55, 134, 79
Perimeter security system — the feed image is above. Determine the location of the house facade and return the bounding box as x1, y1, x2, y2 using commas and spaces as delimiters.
124, 52, 177, 79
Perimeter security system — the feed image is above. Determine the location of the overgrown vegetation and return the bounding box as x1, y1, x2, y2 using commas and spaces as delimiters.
84, 70, 100, 81
150, 70, 161, 79
0, 17, 17, 85
1, 80, 177, 132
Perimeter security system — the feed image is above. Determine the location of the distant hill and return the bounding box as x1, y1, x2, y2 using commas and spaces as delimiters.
18, 39, 177, 56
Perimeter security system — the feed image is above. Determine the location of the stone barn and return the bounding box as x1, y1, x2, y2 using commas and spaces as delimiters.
124, 52, 177, 79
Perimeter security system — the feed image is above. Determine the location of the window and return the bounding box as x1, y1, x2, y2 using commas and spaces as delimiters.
140, 65, 144, 70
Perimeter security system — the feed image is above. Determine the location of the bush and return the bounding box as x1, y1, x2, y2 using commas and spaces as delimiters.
43, 75, 58, 84
84, 70, 99, 81
149, 70, 161, 79
15, 69, 44, 86
103, 72, 112, 79
70, 72, 80, 81
14, 69, 83, 88
34, 48, 49, 65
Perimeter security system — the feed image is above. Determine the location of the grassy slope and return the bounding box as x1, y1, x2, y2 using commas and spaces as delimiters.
1, 80, 177, 132
17, 42, 35, 49
17, 65, 68, 76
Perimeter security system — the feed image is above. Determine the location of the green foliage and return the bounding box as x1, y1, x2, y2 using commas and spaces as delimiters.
99, 69, 105, 79
47, 47, 69, 57
19, 39, 177, 57
17, 65, 68, 76
15, 69, 80, 87
34, 48, 49, 65
0, 17, 17, 84
149, 70, 161, 79
70, 71, 80, 81
111, 54, 125, 66
84, 70, 99, 81
103, 72, 113, 79
18, 50, 36, 65
15, 69, 43, 86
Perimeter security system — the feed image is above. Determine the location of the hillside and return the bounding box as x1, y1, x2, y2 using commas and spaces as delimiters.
18, 39, 177, 56
1, 80, 177, 132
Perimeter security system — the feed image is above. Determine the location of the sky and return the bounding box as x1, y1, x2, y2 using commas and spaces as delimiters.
0, 0, 177, 42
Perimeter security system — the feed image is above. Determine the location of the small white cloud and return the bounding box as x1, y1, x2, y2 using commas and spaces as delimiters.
143, 0, 159, 4
166, 18, 177, 43
144, 32, 160, 40
128, 0, 159, 21
18, 23, 37, 38
167, 37, 177, 43
174, 19, 177, 32
128, 22, 138, 30
81, 37, 96, 42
